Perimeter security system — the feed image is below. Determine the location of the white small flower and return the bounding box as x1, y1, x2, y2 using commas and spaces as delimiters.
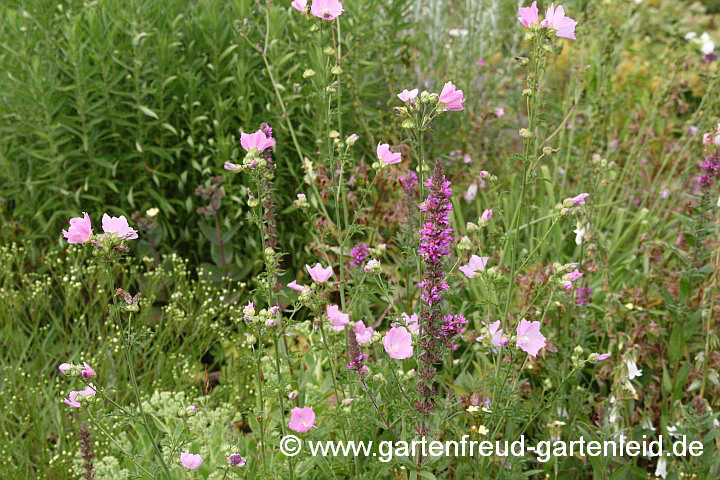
685, 31, 697, 40
700, 32, 715, 55
463, 183, 478, 202
642, 418, 657, 431
448, 28, 468, 37
146, 208, 160, 217
573, 221, 587, 246
654, 457, 668, 479
626, 359, 642, 379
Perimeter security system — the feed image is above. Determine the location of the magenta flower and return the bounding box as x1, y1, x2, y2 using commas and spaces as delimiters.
102, 214, 138, 240
306, 263, 333, 282
438, 81, 465, 111
64, 384, 97, 408
383, 326, 413, 359
377, 143, 402, 165
459, 255, 489, 279
518, 1, 539, 28
310, 0, 344, 20
350, 242, 369, 266
541, 4, 577, 40
240, 130, 276, 152
80, 362, 95, 379
515, 319, 546, 357
62, 212, 93, 244
227, 454, 246, 467
397, 89, 419, 102
327, 304, 349, 331
488, 321, 509, 348
570, 193, 589, 206
179, 451, 204, 470
288, 406, 316, 433
287, 280, 309, 292
291, 0, 307, 12
354, 320, 374, 344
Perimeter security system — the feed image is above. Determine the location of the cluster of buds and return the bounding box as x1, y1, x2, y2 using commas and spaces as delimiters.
195, 176, 226, 216
293, 193, 310, 210
571, 345, 586, 368
369, 243, 386, 258
178, 405, 197, 417
59, 362, 96, 379
456, 235, 472, 254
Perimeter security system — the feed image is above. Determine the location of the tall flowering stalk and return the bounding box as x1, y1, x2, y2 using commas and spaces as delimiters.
415, 159, 453, 433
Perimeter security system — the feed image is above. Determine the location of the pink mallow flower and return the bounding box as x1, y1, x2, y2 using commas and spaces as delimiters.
541, 4, 577, 40
438, 81, 465, 111
481, 209, 493, 222
240, 129, 275, 152
459, 255, 489, 279
306, 263, 333, 282
102, 214, 138, 240
80, 362, 95, 379
562, 269, 584, 290
383, 326, 413, 359
377, 143, 402, 165
327, 304, 349, 331
288, 406, 316, 433
291, 0, 307, 12
354, 320, 374, 344
287, 280, 309, 292
397, 89, 419, 102
310, 0, 344, 20
62, 212, 93, 244
59, 363, 73, 374
518, 1, 539, 28
515, 319, 546, 357
596, 353, 611, 361
179, 451, 204, 470
488, 321, 509, 348
570, 193, 589, 206
64, 384, 97, 408
393, 312, 420, 335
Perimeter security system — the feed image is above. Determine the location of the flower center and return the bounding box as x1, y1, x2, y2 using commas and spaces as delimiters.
519, 334, 529, 345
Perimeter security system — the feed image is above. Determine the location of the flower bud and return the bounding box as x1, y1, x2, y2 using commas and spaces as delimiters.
187, 405, 197, 416
401, 119, 415, 129
328, 130, 340, 139
522, 88, 532, 96
420, 90, 431, 103
309, 24, 320, 32
248, 198, 260, 208
302, 69, 316, 78
346, 134, 359, 146
330, 66, 343, 75
326, 86, 337, 93
542, 146, 553, 156
519, 128, 533, 138
574, 345, 584, 355
457, 236, 472, 253
323, 46, 335, 55
466, 222, 479, 233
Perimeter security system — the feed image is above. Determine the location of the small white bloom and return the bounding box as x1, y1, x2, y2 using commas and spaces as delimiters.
626, 359, 642, 379
146, 207, 160, 217
448, 28, 469, 37
654, 457, 668, 479
463, 183, 478, 202
573, 221, 587, 246
700, 32, 715, 55
685, 32, 697, 40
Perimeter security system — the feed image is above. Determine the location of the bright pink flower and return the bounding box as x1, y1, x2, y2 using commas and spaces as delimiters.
438, 81, 465, 111
287, 280, 309, 292
488, 321, 508, 348
397, 89, 418, 102
179, 451, 204, 470
383, 326, 413, 359
240, 130, 275, 152
476, 59, 485, 67
306, 263, 333, 282
354, 320, 374, 344
102, 214, 138, 240
515, 319, 546, 357
570, 193, 589, 205
459, 255, 488, 279
377, 143, 402, 165
288, 406, 316, 433
80, 362, 95, 379
541, 4, 577, 40
64, 384, 97, 408
518, 1, 539, 28
393, 313, 419, 335
291, 0, 307, 12
566, 269, 583, 282
327, 304, 349, 331
310, 0, 344, 20
62, 212, 93, 244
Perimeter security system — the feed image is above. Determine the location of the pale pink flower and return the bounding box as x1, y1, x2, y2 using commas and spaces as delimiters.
397, 89, 419, 102
515, 319, 546, 357
179, 451, 204, 470
102, 214, 138, 240
306, 263, 333, 282
596, 353, 611, 361
187, 405, 197, 414
541, 4, 577, 40
570, 193, 589, 205
64, 384, 97, 408
287, 280, 308, 292
288, 406, 316, 432
288, 391, 298, 400
310, 0, 344, 20
463, 153, 472, 164
291, 0, 307, 12
80, 362, 95, 379
494, 107, 505, 117
481, 209, 493, 222
354, 320, 374, 344
240, 130, 275, 152
459, 255, 489, 279
518, 1, 539, 28
488, 321, 509, 348
224, 162, 238, 171
377, 143, 402, 165
476, 59, 485, 66
463, 183, 478, 202
565, 269, 583, 282
383, 326, 413, 359
393, 313, 420, 335
438, 81, 465, 111
703, 133, 713, 145
59, 363, 73, 374
479, 170, 490, 178
63, 212, 93, 244
327, 304, 349, 331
